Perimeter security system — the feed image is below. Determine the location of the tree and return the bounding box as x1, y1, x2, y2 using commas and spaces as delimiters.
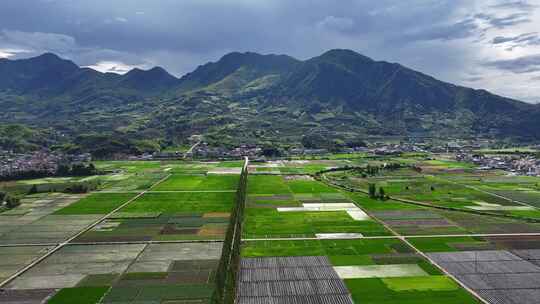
71, 163, 87, 176
345, 139, 367, 148
56, 164, 71, 176
28, 184, 38, 194
70, 163, 98, 176
87, 163, 96, 172
366, 165, 379, 176
65, 183, 88, 194
368, 183, 377, 199
261, 147, 282, 158
5, 196, 20, 208
378, 187, 386, 200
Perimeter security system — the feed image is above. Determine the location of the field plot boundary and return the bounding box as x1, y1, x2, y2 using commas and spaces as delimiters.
215, 157, 249, 304
428, 249, 540, 304
243, 232, 540, 242
319, 168, 540, 223
99, 190, 237, 193
435, 175, 540, 210
0, 173, 172, 288
312, 170, 492, 303
340, 191, 492, 304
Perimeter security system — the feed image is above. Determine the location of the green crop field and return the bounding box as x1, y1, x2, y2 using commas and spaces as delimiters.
243, 208, 390, 238
54, 193, 136, 215
47, 287, 109, 304
152, 174, 239, 191
286, 179, 339, 193
241, 238, 413, 257
345, 278, 478, 303
3, 156, 538, 303
121, 192, 235, 214
247, 175, 292, 194
406, 236, 491, 252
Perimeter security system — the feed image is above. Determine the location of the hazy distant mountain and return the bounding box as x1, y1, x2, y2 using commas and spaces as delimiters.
0, 50, 538, 155
0, 53, 179, 97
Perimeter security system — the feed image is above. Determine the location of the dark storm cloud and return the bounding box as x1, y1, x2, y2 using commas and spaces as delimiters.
484, 55, 540, 73
0, 0, 481, 75
1, 0, 540, 103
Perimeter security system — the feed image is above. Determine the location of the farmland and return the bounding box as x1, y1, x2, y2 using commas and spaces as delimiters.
2, 155, 540, 303
0, 159, 244, 303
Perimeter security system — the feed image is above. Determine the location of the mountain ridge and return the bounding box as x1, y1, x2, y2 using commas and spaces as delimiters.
0, 49, 539, 155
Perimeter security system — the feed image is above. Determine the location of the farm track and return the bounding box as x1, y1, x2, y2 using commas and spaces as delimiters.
243, 232, 540, 241
326, 176, 492, 304
0, 174, 173, 288
319, 170, 540, 223
98, 190, 237, 193
315, 170, 523, 304
184, 141, 201, 159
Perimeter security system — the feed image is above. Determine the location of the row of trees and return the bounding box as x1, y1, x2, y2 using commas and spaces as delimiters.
0, 163, 99, 182
27, 180, 100, 195
56, 163, 98, 176
0, 169, 51, 181
368, 183, 387, 200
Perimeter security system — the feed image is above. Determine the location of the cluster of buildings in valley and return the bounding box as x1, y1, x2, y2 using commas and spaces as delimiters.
191, 143, 262, 159
149, 143, 263, 160
8, 137, 536, 177
0, 150, 91, 178
456, 153, 540, 176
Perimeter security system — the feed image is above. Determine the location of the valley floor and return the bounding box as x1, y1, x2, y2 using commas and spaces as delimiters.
1, 154, 540, 303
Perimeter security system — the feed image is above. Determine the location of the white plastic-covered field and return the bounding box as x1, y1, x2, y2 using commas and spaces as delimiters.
333, 264, 428, 279
315, 233, 364, 239
466, 201, 534, 211
277, 203, 370, 221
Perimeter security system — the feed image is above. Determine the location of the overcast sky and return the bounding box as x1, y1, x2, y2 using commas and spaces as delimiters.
0, 0, 539, 103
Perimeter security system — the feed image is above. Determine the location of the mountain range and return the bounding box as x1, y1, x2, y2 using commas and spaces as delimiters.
0, 49, 539, 155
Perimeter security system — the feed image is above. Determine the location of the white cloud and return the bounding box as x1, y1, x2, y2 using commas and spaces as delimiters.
0, 48, 30, 58
115, 17, 128, 23
316, 16, 355, 32
0, 29, 150, 74
84, 60, 145, 74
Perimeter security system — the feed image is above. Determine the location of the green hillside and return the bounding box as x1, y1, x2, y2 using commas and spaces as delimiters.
0, 49, 539, 155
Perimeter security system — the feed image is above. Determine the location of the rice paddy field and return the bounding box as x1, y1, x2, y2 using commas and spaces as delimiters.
3, 155, 540, 303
